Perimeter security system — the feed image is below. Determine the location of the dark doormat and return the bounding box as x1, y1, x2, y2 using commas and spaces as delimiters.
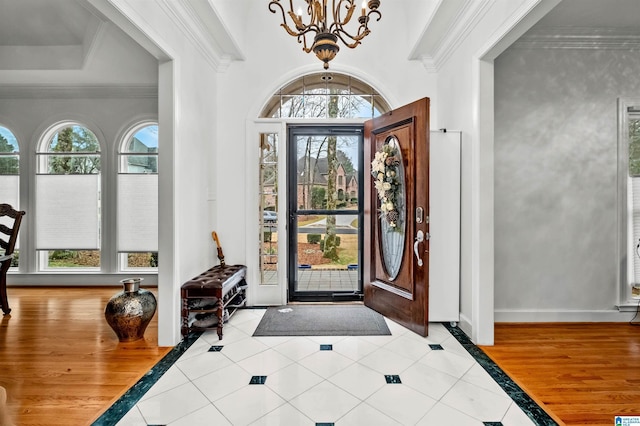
252, 304, 391, 336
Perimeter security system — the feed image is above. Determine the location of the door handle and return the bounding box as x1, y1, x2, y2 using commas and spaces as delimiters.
414, 230, 424, 267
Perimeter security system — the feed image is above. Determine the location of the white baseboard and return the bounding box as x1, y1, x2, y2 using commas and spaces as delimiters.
457, 313, 473, 340
495, 309, 637, 322
7, 273, 158, 286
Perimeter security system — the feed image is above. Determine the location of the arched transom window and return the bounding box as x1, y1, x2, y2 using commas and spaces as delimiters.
261, 72, 390, 119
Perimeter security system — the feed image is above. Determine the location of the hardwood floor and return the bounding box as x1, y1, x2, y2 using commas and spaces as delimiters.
481, 322, 640, 426
2, 288, 640, 426
0, 287, 171, 426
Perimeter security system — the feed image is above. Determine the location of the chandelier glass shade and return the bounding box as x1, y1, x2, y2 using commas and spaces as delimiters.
268, 0, 382, 69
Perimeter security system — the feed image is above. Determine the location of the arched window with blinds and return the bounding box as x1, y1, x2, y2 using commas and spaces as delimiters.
117, 122, 158, 271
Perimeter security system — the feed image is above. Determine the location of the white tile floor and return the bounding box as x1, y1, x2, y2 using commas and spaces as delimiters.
116, 309, 536, 426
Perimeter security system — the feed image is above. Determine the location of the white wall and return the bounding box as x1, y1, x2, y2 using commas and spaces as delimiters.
494, 46, 640, 321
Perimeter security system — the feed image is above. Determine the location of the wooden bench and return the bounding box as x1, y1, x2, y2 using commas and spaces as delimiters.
180, 264, 247, 340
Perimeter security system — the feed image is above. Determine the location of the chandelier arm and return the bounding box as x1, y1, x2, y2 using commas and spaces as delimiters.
297, 34, 314, 53
270, 0, 323, 42
312, 0, 326, 31
268, 1, 289, 23
296, 1, 325, 34
328, 0, 355, 33
333, 29, 368, 49
269, 1, 305, 36
369, 9, 382, 22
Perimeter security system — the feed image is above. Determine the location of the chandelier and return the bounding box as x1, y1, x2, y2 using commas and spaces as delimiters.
268, 0, 382, 70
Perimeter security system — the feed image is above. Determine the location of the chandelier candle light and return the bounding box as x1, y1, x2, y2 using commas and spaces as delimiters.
268, 0, 381, 69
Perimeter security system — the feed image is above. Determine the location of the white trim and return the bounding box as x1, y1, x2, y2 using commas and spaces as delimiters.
428, 0, 494, 71
158, 0, 243, 72
513, 27, 640, 50
474, 0, 562, 62
6, 272, 157, 286
470, 58, 494, 346
84, 0, 172, 61
0, 85, 157, 99
157, 60, 178, 346
618, 301, 640, 313
458, 312, 473, 341
496, 309, 638, 323
81, 19, 108, 70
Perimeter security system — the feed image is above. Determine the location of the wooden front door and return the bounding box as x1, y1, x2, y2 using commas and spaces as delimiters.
363, 98, 430, 336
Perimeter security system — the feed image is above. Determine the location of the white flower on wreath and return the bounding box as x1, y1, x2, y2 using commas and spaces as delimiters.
370, 142, 403, 230
372, 151, 388, 173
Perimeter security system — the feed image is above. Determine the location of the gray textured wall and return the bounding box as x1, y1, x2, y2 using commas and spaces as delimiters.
494, 48, 640, 313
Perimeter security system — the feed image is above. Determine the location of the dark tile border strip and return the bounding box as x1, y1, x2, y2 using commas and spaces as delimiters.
443, 323, 558, 426
90, 332, 203, 426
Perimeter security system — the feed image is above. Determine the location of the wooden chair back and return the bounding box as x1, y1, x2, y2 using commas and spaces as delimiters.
0, 204, 25, 260
0, 204, 25, 315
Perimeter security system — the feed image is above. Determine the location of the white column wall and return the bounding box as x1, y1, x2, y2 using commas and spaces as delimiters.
110, 0, 219, 345
435, 0, 556, 344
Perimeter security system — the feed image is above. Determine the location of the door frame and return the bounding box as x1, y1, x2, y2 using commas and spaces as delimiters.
246, 119, 368, 307
286, 123, 365, 302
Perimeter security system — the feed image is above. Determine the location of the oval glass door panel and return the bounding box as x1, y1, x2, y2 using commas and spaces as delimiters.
374, 136, 406, 280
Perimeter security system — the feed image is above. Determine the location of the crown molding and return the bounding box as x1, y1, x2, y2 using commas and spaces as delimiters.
513, 26, 640, 49
419, 55, 438, 73
158, 0, 243, 73
411, 0, 494, 73
0, 85, 158, 99
432, 0, 494, 70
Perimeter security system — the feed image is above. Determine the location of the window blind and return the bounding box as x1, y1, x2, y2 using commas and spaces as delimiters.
0, 175, 19, 209
117, 174, 158, 252
36, 174, 100, 250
